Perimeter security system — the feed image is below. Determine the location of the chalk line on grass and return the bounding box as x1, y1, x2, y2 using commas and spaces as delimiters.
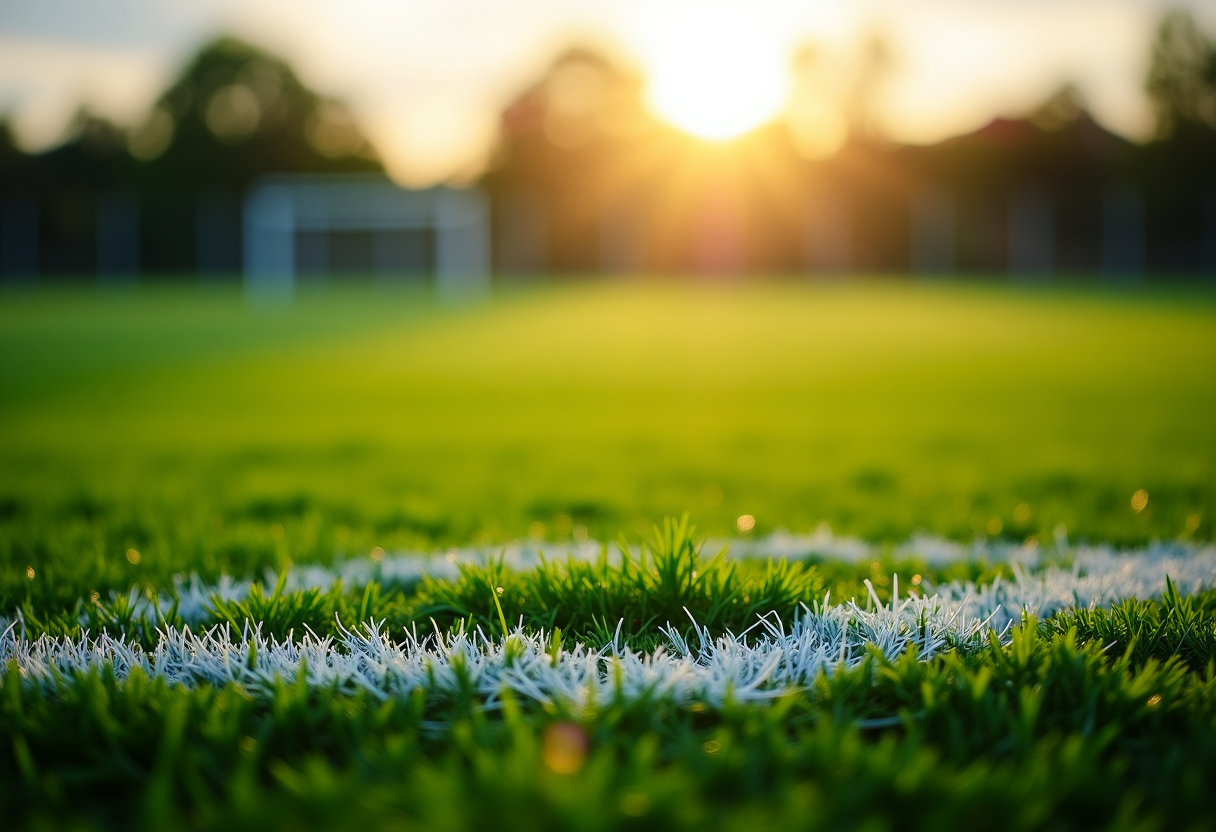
2, 587, 991, 708
136, 533, 1216, 626
2, 535, 1212, 707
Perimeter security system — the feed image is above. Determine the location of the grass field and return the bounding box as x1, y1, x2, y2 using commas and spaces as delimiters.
2, 280, 1215, 831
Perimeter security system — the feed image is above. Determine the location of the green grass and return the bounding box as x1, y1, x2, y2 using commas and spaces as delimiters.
5, 611, 1215, 831
7, 513, 1012, 652
3, 280, 1216, 830
2, 281, 1214, 611
5, 517, 1216, 830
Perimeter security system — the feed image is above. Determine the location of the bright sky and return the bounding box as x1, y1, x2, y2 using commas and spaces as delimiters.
1, 0, 1212, 185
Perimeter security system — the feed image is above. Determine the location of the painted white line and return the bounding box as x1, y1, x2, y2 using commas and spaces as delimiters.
2, 589, 995, 708
3, 535, 1210, 707
116, 534, 1216, 626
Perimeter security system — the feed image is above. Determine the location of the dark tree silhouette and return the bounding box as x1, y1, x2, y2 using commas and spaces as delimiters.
1147, 10, 1216, 139
0, 37, 383, 278
1133, 11, 1216, 273
128, 37, 378, 197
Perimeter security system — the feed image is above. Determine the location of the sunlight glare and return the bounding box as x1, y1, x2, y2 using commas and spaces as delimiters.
642, 4, 789, 140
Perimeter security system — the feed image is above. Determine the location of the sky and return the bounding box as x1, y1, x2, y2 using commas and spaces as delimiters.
1, 0, 1213, 185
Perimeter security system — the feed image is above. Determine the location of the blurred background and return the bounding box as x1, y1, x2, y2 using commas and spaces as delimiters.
0, 1, 1214, 586
1, 0, 1215, 284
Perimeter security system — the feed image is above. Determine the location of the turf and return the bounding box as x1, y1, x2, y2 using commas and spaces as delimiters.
9, 630, 1209, 832
3, 280, 1216, 831
6, 585, 1216, 831
2, 281, 1214, 610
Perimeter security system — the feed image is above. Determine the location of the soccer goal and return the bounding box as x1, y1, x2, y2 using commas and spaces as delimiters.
242, 174, 490, 301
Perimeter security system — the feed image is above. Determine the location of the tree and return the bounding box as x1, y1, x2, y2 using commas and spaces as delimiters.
128, 37, 379, 195
1146, 10, 1216, 139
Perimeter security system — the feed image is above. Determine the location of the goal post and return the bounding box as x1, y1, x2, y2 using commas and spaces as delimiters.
242, 174, 490, 301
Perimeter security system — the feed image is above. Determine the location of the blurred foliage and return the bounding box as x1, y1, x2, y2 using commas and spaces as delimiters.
1147, 10, 1216, 139
6, 15, 1216, 279
0, 37, 381, 275
5, 35, 381, 190
128, 37, 379, 193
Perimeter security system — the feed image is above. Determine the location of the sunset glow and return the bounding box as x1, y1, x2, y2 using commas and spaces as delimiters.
0, 0, 1182, 181
642, 6, 789, 140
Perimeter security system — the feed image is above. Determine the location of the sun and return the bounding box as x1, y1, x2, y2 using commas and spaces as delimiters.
641, 5, 789, 141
